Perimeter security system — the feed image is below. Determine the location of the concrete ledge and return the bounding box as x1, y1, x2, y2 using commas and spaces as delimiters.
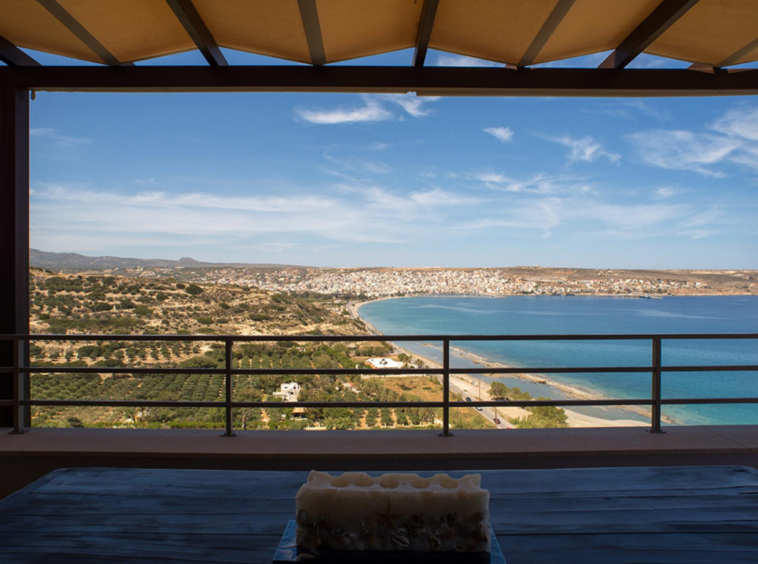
2, 426, 758, 498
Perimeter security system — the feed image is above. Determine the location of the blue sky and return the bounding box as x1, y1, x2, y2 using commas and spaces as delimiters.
24, 48, 758, 269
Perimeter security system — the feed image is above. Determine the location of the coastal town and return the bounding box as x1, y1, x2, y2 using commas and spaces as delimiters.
175, 266, 757, 298
31, 250, 757, 298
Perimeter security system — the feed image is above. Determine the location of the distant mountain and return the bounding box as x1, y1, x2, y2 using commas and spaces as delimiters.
30, 249, 305, 271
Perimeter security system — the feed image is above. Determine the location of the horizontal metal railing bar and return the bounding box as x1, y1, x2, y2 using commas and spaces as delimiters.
236, 401, 444, 409
661, 365, 758, 372
16, 365, 758, 376
453, 399, 653, 407
24, 367, 227, 375
660, 398, 758, 405
0, 400, 13, 407
2, 332, 757, 342
24, 397, 758, 408
231, 368, 444, 376
22, 399, 224, 408
450, 366, 653, 374
21, 399, 446, 409
22, 367, 441, 376
0, 367, 13, 374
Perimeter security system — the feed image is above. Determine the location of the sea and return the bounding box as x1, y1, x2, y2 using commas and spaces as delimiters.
358, 296, 758, 426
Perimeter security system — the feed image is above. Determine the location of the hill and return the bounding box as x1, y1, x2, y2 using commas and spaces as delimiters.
30, 248, 305, 271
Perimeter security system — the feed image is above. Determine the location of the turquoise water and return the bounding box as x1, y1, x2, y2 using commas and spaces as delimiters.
359, 296, 758, 425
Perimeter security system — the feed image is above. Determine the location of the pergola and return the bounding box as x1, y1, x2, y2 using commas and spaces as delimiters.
1, 0, 758, 429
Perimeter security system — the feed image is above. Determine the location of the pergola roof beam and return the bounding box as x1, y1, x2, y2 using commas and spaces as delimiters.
518, 0, 575, 68
166, 0, 227, 67
413, 0, 440, 67
297, 0, 326, 66
0, 36, 40, 67
599, 0, 700, 69
35, 0, 127, 66
2, 66, 757, 97
715, 37, 758, 68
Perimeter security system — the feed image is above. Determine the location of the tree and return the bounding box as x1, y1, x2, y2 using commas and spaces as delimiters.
515, 402, 569, 429
489, 381, 509, 399
185, 284, 203, 295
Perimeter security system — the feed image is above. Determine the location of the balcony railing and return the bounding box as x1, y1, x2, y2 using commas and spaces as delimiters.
2, 333, 757, 436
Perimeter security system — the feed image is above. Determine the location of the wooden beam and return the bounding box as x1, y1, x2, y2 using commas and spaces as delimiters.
166, 0, 227, 67
2, 66, 757, 97
518, 0, 575, 68
297, 0, 326, 66
0, 36, 40, 67
715, 37, 758, 68
689, 37, 758, 71
599, 0, 700, 69
0, 88, 30, 431
413, 0, 440, 67
35, 0, 125, 66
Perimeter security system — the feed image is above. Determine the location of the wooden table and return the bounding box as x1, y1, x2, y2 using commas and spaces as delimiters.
1, 466, 757, 563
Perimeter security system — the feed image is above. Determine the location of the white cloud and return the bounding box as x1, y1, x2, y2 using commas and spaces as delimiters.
434, 54, 500, 68
626, 130, 740, 177
473, 172, 591, 194
295, 94, 439, 124
624, 100, 670, 121
474, 173, 510, 186
323, 153, 391, 176
31, 180, 490, 255
374, 94, 440, 117
483, 127, 514, 143
30, 128, 90, 147
654, 186, 688, 199
587, 100, 670, 121
408, 188, 482, 207
335, 184, 481, 209
462, 198, 562, 237
547, 135, 621, 164
729, 144, 758, 170
712, 106, 758, 141
580, 202, 687, 230
295, 97, 392, 125
678, 209, 721, 230
363, 162, 392, 174
460, 195, 698, 240
676, 209, 721, 239
626, 106, 758, 176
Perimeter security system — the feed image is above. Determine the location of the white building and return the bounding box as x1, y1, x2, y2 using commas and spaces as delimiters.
365, 357, 404, 370
273, 382, 301, 402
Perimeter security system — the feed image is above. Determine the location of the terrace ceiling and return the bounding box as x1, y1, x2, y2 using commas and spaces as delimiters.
1, 0, 758, 69
0, 0, 757, 95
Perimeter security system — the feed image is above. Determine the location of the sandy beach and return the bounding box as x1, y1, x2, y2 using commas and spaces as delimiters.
352, 298, 655, 429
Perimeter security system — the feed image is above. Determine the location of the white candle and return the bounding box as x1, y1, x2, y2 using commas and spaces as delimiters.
295, 471, 490, 553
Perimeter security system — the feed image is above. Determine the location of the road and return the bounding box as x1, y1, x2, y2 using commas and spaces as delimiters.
446, 374, 517, 429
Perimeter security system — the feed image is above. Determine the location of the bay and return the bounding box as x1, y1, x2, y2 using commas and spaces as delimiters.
358, 296, 758, 425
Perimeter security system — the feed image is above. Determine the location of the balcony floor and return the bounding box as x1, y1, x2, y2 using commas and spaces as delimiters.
2, 425, 758, 499
2, 465, 758, 563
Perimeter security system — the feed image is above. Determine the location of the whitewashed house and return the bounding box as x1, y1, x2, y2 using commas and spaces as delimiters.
273, 382, 301, 402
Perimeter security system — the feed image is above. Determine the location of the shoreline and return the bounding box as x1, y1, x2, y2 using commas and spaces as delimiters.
388, 341, 648, 428
351, 296, 672, 428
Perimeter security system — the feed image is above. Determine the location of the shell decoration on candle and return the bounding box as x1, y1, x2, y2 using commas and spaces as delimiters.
295, 471, 491, 553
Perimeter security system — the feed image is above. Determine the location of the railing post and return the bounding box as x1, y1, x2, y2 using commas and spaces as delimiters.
439, 339, 453, 437
222, 339, 236, 437
649, 337, 664, 434
10, 336, 24, 434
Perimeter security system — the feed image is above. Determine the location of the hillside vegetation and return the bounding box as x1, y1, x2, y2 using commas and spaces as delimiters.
28, 269, 496, 430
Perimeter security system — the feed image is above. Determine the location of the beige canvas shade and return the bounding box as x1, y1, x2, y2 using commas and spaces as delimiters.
0, 0, 756, 67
